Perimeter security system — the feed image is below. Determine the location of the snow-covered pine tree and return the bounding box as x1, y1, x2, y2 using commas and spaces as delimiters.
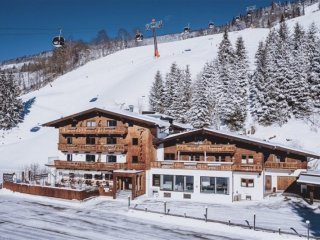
0, 71, 23, 130
149, 70, 165, 113
164, 62, 182, 119
174, 65, 192, 123
250, 41, 266, 120
258, 29, 289, 126
188, 70, 211, 128
309, 41, 320, 110
289, 23, 312, 118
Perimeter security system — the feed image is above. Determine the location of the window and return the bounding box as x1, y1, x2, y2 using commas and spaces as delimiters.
132, 156, 139, 163
200, 176, 215, 193
86, 136, 95, 145
241, 155, 247, 164
152, 174, 160, 187
67, 154, 72, 161
248, 155, 254, 164
84, 174, 92, 179
275, 155, 285, 163
174, 175, 185, 192
186, 176, 194, 192
107, 155, 117, 163
71, 120, 77, 127
86, 154, 95, 162
132, 138, 139, 145
94, 174, 103, 180
105, 173, 113, 180
164, 153, 175, 160
67, 137, 72, 144
216, 177, 229, 194
161, 175, 173, 191
201, 176, 229, 194
241, 178, 254, 187
86, 121, 96, 127
107, 120, 117, 127
106, 137, 117, 145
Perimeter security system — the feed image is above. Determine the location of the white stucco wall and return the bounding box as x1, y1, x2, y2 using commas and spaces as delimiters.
233, 172, 264, 200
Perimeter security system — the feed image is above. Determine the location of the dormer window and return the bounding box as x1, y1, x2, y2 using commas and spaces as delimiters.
107, 120, 117, 127
86, 121, 96, 128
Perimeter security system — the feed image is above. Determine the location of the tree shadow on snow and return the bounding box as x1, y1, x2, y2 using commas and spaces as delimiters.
288, 201, 320, 236
21, 97, 36, 120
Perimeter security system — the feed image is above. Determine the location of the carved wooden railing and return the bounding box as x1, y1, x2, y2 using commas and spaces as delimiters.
52, 160, 128, 171
150, 161, 233, 171
58, 143, 128, 153
176, 144, 236, 153
59, 126, 128, 135
232, 164, 263, 172
264, 161, 307, 169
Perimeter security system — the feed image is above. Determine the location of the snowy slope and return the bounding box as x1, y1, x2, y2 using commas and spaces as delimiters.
1, 3, 320, 173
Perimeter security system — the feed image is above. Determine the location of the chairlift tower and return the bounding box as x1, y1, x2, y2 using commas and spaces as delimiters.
146, 18, 163, 58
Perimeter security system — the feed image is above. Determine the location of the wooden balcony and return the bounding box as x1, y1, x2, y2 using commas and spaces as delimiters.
58, 143, 128, 153
150, 161, 233, 171
176, 144, 236, 153
232, 164, 263, 172
59, 126, 128, 135
264, 161, 307, 170
52, 160, 127, 171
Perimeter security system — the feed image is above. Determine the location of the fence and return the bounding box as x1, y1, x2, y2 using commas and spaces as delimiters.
3, 182, 99, 201
128, 199, 320, 240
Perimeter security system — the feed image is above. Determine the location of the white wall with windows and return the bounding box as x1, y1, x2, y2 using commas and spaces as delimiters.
147, 168, 233, 203
60, 153, 127, 163
264, 169, 299, 192
233, 172, 264, 200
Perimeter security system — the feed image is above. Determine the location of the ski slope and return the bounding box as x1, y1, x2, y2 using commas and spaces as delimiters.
1, 3, 320, 174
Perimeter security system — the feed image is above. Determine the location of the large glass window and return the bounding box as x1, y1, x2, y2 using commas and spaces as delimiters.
201, 176, 229, 194
185, 176, 194, 192
200, 177, 215, 193
216, 177, 229, 194
161, 175, 173, 191
174, 175, 185, 192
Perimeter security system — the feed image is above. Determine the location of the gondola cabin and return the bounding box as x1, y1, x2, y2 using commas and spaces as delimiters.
52, 36, 65, 48
135, 33, 143, 42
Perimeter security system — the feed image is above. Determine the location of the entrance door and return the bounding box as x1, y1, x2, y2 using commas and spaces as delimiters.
119, 177, 132, 190
265, 175, 272, 192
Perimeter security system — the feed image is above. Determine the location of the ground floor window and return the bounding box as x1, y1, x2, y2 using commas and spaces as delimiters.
241, 178, 254, 187
160, 175, 194, 192
107, 155, 117, 163
200, 176, 229, 194
67, 154, 72, 161
152, 174, 160, 187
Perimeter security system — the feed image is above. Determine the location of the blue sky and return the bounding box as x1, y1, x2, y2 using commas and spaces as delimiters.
0, 0, 285, 62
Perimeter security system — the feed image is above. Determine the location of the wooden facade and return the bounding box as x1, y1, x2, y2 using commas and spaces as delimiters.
39, 109, 319, 201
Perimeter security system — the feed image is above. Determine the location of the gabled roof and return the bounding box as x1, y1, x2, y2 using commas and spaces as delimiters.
43, 107, 170, 128
156, 128, 320, 159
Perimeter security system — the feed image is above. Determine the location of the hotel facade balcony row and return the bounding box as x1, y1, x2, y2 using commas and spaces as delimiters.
58, 143, 128, 153
59, 126, 128, 135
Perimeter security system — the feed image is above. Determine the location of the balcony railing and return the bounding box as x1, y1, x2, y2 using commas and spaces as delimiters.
52, 160, 127, 171
58, 143, 128, 153
176, 144, 236, 153
232, 164, 263, 172
264, 161, 307, 169
150, 161, 233, 171
59, 126, 128, 135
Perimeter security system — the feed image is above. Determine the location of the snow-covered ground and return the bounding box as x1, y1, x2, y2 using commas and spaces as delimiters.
0, 189, 317, 240
1, 4, 320, 176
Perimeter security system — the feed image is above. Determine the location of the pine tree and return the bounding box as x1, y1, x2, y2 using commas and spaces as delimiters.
0, 71, 23, 130
174, 65, 192, 123
250, 41, 266, 120
188, 73, 211, 128
149, 70, 165, 113
309, 41, 320, 110
164, 63, 182, 118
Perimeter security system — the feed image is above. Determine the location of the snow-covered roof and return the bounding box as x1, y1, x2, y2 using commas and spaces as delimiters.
297, 171, 320, 185
43, 107, 170, 128
158, 128, 320, 159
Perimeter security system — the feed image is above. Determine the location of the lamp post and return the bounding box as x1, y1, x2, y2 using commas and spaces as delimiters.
306, 220, 310, 240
